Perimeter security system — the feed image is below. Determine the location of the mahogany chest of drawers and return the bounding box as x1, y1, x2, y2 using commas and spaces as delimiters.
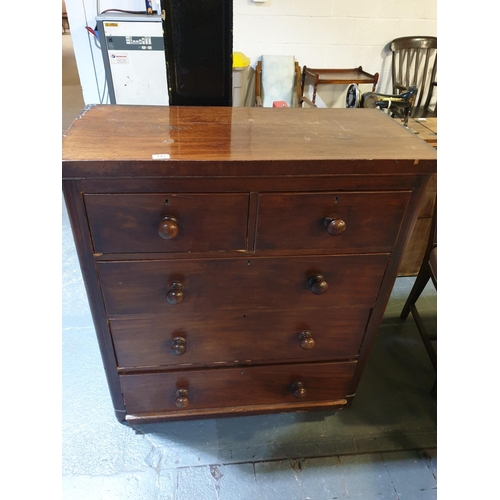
62, 105, 437, 424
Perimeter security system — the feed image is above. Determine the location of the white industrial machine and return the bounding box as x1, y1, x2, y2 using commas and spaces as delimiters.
96, 13, 169, 105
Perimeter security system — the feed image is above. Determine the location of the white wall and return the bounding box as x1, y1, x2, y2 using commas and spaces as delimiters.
66, 0, 436, 107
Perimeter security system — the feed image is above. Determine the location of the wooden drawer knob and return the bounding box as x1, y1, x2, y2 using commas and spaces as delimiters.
175, 388, 189, 408
324, 214, 346, 236
166, 282, 184, 304
170, 337, 186, 356
291, 382, 307, 398
158, 216, 179, 239
299, 330, 316, 349
308, 274, 328, 295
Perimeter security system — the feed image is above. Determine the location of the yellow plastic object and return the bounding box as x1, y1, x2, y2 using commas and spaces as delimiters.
233, 52, 250, 69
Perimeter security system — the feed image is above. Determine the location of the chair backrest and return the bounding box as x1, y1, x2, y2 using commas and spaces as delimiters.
257, 55, 298, 107
390, 36, 437, 116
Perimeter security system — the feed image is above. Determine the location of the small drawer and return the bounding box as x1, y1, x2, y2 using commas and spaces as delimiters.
84, 193, 249, 254
120, 361, 357, 415
256, 191, 411, 252
110, 307, 370, 369
98, 254, 388, 315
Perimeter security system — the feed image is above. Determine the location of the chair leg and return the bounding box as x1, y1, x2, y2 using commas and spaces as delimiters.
410, 304, 437, 371
430, 379, 437, 397
400, 263, 431, 320
410, 303, 437, 396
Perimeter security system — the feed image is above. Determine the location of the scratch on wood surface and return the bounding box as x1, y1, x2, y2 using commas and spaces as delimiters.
78, 104, 94, 118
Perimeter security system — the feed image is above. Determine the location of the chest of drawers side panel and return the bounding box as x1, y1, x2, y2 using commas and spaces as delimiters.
347, 174, 433, 395
63, 180, 126, 420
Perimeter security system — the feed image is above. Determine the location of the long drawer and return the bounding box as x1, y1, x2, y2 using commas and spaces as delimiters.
110, 307, 370, 369
98, 254, 389, 315
120, 361, 357, 415
256, 191, 411, 252
84, 193, 250, 253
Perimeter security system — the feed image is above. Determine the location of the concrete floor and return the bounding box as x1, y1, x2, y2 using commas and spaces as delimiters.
62, 32, 437, 499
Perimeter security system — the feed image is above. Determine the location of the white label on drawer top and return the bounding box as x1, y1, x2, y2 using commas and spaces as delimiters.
152, 154, 170, 160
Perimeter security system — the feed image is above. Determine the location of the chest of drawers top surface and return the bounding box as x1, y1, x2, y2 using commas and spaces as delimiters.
62, 105, 436, 177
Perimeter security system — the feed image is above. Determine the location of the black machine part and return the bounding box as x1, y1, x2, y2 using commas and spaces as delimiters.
345, 84, 418, 126
345, 83, 361, 108
361, 86, 418, 110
